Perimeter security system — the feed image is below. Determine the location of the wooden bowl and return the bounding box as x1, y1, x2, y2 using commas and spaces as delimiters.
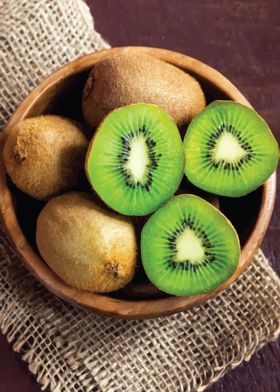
0, 47, 276, 319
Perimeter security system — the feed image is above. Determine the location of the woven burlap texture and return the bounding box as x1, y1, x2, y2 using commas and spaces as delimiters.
0, 1, 279, 391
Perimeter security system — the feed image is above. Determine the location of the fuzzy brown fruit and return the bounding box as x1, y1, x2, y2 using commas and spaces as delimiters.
82, 52, 206, 128
3, 115, 88, 200
36, 192, 137, 293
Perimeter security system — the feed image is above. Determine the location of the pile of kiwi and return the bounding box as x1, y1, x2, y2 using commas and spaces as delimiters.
4, 53, 279, 297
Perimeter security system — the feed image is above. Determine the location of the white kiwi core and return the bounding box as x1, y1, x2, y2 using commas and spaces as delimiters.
214, 132, 246, 163
125, 136, 150, 182
175, 228, 205, 264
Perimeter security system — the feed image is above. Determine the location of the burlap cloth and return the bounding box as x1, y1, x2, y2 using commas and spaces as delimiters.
0, 1, 279, 391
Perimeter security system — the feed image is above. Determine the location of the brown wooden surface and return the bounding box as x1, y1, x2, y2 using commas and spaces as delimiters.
1, 0, 279, 391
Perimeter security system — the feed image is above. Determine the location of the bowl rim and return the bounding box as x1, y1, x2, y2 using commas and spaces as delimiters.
0, 46, 277, 319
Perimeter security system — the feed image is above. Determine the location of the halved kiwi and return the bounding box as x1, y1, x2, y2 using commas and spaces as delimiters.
141, 194, 240, 296
183, 100, 279, 197
121, 191, 219, 300
86, 103, 185, 216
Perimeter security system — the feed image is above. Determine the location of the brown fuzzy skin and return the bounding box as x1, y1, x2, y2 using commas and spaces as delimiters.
36, 192, 137, 293
82, 52, 206, 128
3, 115, 88, 200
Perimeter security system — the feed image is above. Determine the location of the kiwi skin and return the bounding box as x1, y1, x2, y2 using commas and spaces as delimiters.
36, 192, 137, 293
3, 115, 88, 200
82, 52, 206, 129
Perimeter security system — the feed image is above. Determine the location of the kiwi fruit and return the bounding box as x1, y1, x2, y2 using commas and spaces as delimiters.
122, 192, 219, 299
3, 115, 88, 200
183, 101, 279, 197
141, 194, 240, 296
36, 192, 137, 293
86, 103, 185, 216
82, 52, 206, 128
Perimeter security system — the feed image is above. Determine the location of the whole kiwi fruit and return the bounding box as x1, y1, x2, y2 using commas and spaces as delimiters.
82, 52, 206, 128
3, 115, 88, 200
36, 192, 137, 293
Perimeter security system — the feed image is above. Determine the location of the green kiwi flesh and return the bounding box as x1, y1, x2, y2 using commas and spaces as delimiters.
141, 194, 240, 296
86, 103, 185, 216
183, 101, 279, 197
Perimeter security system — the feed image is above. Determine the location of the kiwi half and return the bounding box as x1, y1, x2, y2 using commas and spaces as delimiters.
183, 101, 279, 197
141, 194, 240, 296
121, 192, 220, 300
86, 103, 185, 216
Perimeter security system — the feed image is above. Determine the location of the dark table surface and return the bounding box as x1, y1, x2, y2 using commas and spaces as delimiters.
0, 1, 279, 391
